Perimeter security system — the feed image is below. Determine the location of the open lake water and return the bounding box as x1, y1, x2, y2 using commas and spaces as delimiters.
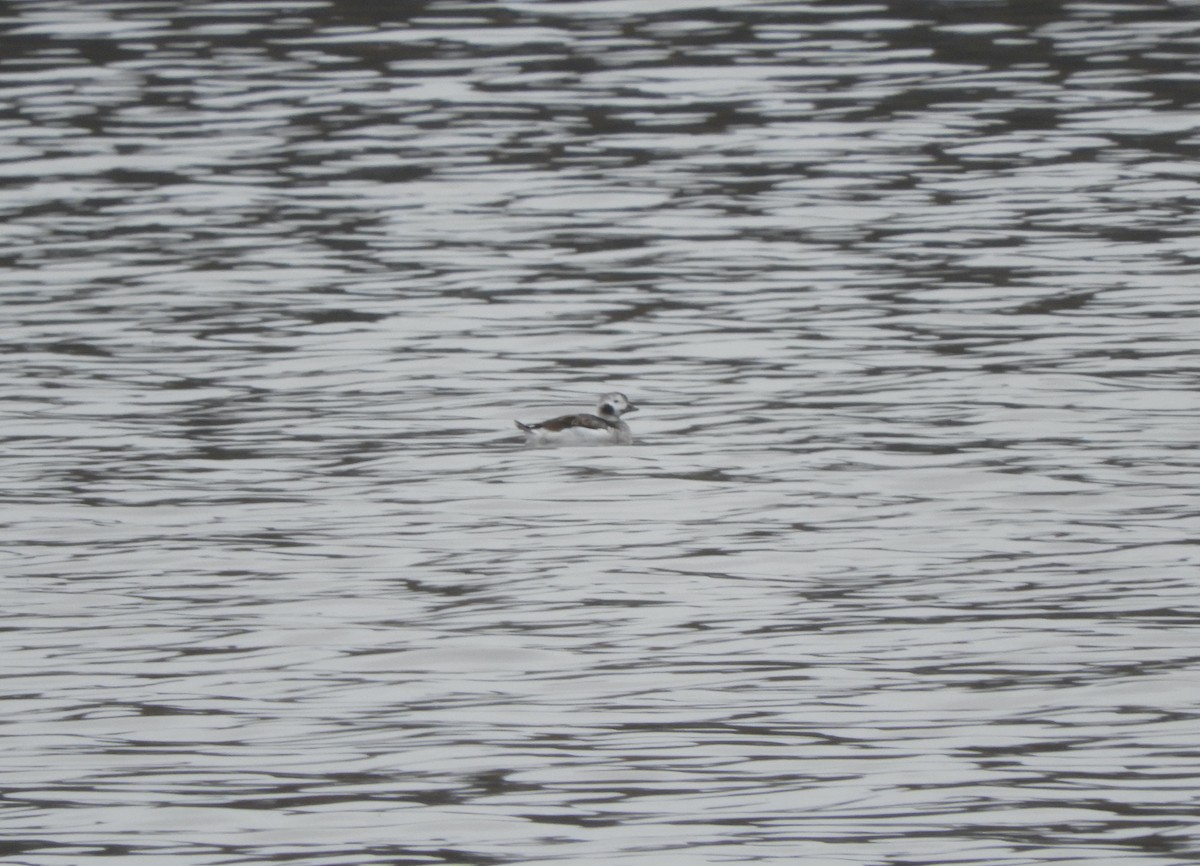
3, 1, 1200, 864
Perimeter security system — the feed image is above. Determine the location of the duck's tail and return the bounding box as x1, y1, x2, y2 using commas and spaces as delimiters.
515, 420, 535, 433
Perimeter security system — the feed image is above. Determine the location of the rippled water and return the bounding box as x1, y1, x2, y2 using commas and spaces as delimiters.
4, 1, 1200, 864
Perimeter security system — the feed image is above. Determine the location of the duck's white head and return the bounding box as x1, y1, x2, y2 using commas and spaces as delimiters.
597, 392, 637, 418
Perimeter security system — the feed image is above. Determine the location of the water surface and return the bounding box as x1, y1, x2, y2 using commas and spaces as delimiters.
3, 1, 1200, 864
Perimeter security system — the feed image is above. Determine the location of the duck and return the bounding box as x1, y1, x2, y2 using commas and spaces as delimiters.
515, 392, 638, 447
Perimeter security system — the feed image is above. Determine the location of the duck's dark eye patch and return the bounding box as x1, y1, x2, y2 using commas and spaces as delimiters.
600, 403, 615, 415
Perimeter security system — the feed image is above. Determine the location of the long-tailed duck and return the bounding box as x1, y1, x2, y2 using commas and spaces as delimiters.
515, 392, 638, 447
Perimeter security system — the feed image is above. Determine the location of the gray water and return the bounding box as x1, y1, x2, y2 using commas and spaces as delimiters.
3, 1, 1200, 864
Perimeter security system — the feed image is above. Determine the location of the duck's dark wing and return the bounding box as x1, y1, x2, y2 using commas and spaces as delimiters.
535, 413, 615, 432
